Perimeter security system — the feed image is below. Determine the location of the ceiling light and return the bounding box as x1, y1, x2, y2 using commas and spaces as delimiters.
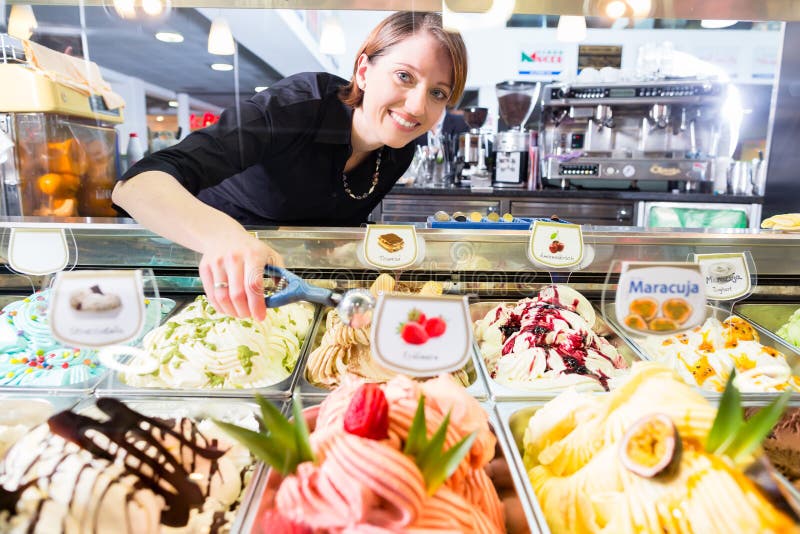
605, 0, 627, 18
701, 19, 738, 29
155, 31, 184, 43
211, 62, 233, 72
442, 0, 516, 33
319, 17, 346, 55
8, 5, 38, 40
112, 0, 137, 20
627, 0, 652, 17
156, 115, 165, 122
141, 0, 164, 16
255, 86, 268, 92
556, 16, 587, 43
168, 100, 179, 107
208, 17, 235, 56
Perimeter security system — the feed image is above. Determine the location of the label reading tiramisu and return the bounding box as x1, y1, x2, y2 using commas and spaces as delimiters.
50, 270, 146, 347
8, 228, 69, 275
370, 293, 472, 375
528, 221, 584, 269
362, 225, 419, 269
615, 262, 706, 336
693, 252, 753, 301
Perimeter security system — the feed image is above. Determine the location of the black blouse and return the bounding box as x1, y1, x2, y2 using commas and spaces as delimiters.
119, 72, 415, 226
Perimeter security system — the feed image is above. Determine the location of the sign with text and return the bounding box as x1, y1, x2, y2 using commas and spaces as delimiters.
8, 228, 69, 275
363, 225, 419, 270
518, 46, 565, 78
694, 252, 753, 301
370, 294, 472, 376
528, 220, 584, 269
49, 270, 145, 348
615, 262, 706, 336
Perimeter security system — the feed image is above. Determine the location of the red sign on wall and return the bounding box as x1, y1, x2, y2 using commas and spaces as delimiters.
190, 112, 220, 130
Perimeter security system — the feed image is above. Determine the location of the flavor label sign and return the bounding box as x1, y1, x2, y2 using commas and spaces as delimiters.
49, 270, 146, 348
694, 253, 752, 301
615, 262, 706, 336
363, 225, 419, 270
528, 221, 584, 269
8, 228, 69, 275
371, 294, 472, 376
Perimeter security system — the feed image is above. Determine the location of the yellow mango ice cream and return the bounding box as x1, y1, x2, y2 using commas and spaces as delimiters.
642, 316, 800, 393
523, 362, 799, 534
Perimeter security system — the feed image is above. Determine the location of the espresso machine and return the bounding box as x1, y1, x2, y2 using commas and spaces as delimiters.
455, 106, 490, 186
540, 79, 731, 189
494, 81, 541, 187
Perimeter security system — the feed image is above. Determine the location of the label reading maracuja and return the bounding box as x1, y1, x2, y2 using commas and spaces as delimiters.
615, 262, 706, 335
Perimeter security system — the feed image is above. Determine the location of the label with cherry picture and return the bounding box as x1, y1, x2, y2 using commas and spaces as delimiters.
370, 294, 472, 376
528, 220, 584, 269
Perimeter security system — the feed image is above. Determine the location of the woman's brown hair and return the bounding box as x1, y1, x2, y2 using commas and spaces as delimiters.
339, 11, 468, 108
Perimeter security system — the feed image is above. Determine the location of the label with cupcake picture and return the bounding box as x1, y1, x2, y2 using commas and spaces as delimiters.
49, 270, 146, 348
615, 261, 706, 336
362, 225, 420, 269
370, 293, 472, 376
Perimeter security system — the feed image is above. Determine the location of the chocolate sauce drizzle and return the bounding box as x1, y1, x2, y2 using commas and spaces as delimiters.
0, 398, 231, 530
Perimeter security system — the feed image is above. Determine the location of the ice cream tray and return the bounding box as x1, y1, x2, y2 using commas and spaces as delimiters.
95, 302, 322, 400
427, 216, 573, 230
470, 301, 645, 401
294, 306, 490, 400
238, 399, 540, 534
602, 302, 800, 403
735, 302, 800, 354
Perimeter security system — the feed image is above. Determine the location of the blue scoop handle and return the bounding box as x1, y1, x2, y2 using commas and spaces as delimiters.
263, 265, 337, 308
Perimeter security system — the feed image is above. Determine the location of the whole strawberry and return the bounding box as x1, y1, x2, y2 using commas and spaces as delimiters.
400, 322, 429, 345
343, 383, 390, 440
424, 317, 447, 338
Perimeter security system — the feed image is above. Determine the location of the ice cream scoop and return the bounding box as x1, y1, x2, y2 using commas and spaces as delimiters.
264, 265, 375, 328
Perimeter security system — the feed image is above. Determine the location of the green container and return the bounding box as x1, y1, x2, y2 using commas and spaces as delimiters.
648, 206, 748, 229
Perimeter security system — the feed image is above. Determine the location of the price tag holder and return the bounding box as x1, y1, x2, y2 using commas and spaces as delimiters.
49, 270, 146, 348
362, 225, 420, 270
693, 252, 753, 301
615, 261, 706, 336
528, 220, 584, 269
370, 293, 472, 376
8, 228, 69, 275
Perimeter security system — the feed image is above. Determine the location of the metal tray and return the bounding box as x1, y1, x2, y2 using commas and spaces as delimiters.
735, 303, 800, 352
295, 306, 489, 400
0, 295, 180, 396
602, 302, 800, 401
96, 302, 320, 399
471, 301, 644, 401
241, 399, 538, 534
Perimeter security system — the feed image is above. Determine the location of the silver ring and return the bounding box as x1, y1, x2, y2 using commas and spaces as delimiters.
214, 281, 229, 289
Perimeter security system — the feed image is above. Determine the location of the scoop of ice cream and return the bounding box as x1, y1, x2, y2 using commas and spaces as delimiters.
777, 307, 800, 348
642, 316, 800, 393
747, 407, 800, 490
0, 399, 53, 458
263, 374, 504, 532
0, 291, 173, 387
122, 296, 313, 389
523, 362, 798, 534
0, 398, 255, 533
474, 285, 627, 392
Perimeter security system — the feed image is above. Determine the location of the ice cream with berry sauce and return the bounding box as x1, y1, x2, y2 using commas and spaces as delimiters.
474, 285, 628, 392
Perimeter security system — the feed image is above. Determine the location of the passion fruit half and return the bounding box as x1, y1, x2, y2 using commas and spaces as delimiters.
624, 313, 648, 331
629, 297, 659, 321
649, 317, 679, 332
620, 413, 682, 479
662, 298, 692, 324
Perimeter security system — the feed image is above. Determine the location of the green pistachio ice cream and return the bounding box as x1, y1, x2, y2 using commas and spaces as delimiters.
777, 307, 800, 348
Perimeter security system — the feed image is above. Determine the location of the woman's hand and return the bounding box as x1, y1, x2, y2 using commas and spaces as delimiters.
198, 232, 284, 321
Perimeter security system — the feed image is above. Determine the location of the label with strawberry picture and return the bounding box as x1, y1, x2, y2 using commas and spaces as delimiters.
370, 294, 472, 376
528, 220, 584, 269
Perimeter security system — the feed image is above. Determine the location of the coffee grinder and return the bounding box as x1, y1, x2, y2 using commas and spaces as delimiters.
494, 81, 541, 187
455, 106, 489, 186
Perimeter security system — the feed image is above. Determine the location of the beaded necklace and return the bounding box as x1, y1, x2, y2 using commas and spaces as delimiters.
342, 147, 383, 200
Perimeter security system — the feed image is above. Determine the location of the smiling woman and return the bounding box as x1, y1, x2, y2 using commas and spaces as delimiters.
112, 11, 467, 320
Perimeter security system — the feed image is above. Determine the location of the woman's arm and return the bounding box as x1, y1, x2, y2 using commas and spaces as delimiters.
112, 171, 282, 320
